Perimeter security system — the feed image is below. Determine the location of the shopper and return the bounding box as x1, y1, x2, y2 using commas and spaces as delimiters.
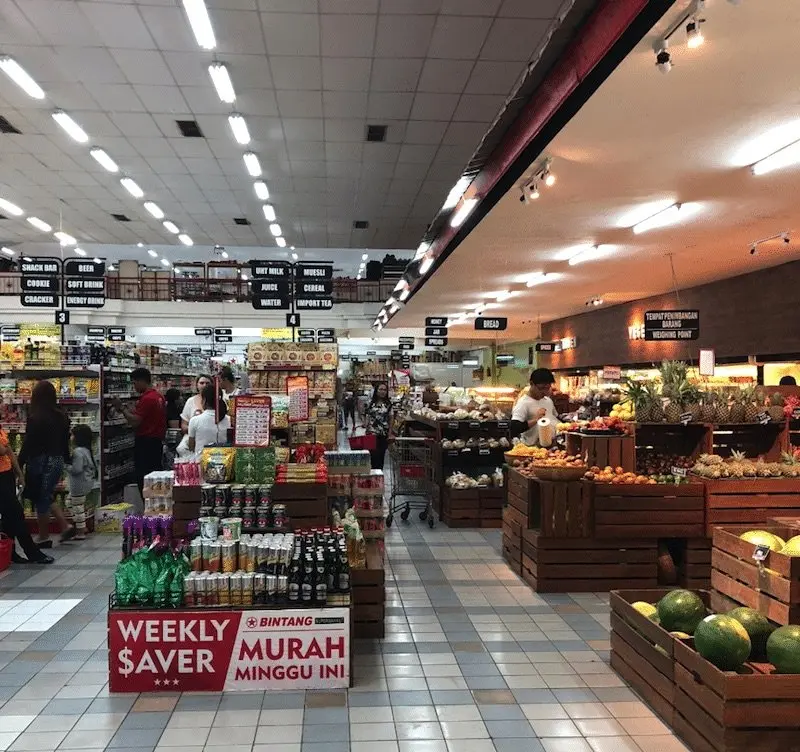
364, 382, 392, 470
164, 388, 183, 429
511, 368, 559, 445
779, 375, 797, 386
66, 424, 97, 540
342, 387, 357, 433
180, 374, 212, 432
0, 426, 52, 564
187, 384, 231, 457
115, 368, 166, 494
219, 366, 240, 399
19, 380, 75, 548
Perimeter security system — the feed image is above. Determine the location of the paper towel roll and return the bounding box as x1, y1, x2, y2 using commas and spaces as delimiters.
537, 417, 555, 447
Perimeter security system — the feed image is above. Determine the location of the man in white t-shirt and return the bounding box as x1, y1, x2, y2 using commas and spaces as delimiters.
511, 368, 559, 445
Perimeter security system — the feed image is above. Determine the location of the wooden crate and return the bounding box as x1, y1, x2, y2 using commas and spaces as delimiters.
502, 501, 528, 539
593, 482, 705, 539
681, 538, 712, 589
506, 468, 534, 517
712, 422, 789, 461
520, 530, 658, 592
710, 525, 800, 625
502, 532, 521, 575
532, 478, 592, 538
673, 639, 800, 752
566, 432, 635, 471
440, 487, 480, 527
635, 423, 713, 468
702, 478, 800, 535
352, 543, 385, 639
479, 487, 503, 527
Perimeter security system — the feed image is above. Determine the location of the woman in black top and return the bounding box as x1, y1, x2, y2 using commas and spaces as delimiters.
165, 388, 183, 428
364, 382, 392, 470
19, 380, 75, 548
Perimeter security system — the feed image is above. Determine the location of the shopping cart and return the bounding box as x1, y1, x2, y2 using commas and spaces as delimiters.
387, 436, 435, 528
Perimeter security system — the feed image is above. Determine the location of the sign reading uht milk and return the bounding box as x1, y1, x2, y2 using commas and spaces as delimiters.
108, 608, 350, 692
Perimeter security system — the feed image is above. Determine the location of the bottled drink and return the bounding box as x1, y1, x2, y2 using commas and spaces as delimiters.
301, 554, 314, 603
287, 551, 301, 603
315, 549, 327, 605
338, 539, 350, 595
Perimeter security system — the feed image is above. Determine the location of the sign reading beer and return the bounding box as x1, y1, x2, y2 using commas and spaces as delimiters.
474, 317, 507, 331
644, 310, 700, 341
108, 608, 350, 693
64, 258, 105, 277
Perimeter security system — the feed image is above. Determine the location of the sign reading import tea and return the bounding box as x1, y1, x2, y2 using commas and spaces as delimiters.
644, 309, 700, 341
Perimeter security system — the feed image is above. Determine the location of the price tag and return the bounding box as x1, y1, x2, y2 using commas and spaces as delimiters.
446, 450, 459, 458
680, 412, 693, 425
468, 421, 481, 430
671, 467, 688, 478
793, 408, 800, 420
757, 411, 771, 425
752, 544, 770, 562
447, 421, 459, 431
479, 448, 490, 456
497, 421, 509, 430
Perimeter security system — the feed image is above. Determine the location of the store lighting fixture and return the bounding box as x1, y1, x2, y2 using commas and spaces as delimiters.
495, 291, 513, 302
414, 241, 430, 261
22, 256, 32, 262
253, 181, 270, 200
178, 233, 193, 246
182, 0, 216, 50
54, 231, 76, 246
686, 19, 704, 48
442, 176, 472, 212
291, 252, 298, 260
0, 56, 44, 99
262, 204, 276, 222
356, 274, 362, 281
137, 242, 144, 247
632, 202, 684, 234
143, 201, 164, 219
419, 254, 434, 276
161, 258, 170, 267
120, 177, 144, 198
269, 223, 282, 237
89, 147, 119, 173
389, 302, 400, 315
462, 358, 479, 366
586, 297, 604, 307
276, 237, 287, 248
751, 139, 800, 176
208, 62, 235, 103
228, 114, 250, 145
241, 273, 248, 281
74, 247, 87, 257
543, 171, 556, 187
243, 152, 261, 176
393, 280, 406, 293
568, 244, 611, 266
147, 249, 158, 258
163, 220, 180, 234
1, 247, 14, 257
52, 111, 89, 144
108, 264, 115, 271
361, 253, 368, 261
655, 45, 672, 74
525, 272, 550, 287
0, 197, 23, 217
93, 257, 101, 264
450, 197, 478, 228
27, 216, 51, 232
221, 250, 229, 259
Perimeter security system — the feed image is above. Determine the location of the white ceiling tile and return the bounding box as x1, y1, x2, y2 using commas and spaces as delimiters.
208, 0, 258, 9
139, 5, 200, 52
71, 111, 125, 138
184, 158, 226, 176
363, 142, 400, 163
368, 92, 413, 120
111, 49, 176, 86
464, 60, 522, 95
325, 142, 363, 161
323, 118, 364, 142
452, 93, 506, 122
93, 136, 140, 159
163, 52, 209, 86
16, 1, 96, 47
397, 143, 438, 164
261, 13, 320, 56
321, 13, 376, 57
169, 138, 214, 159
282, 118, 324, 141
133, 85, 190, 113
429, 15, 492, 59
418, 59, 473, 93
323, 91, 368, 118
45, 83, 99, 111
369, 58, 423, 92
237, 89, 281, 116
276, 90, 324, 118
441, 0, 502, 14
0, 0, 44, 45
206, 138, 245, 160
498, 0, 563, 18
37, 151, 82, 172
55, 47, 126, 84
79, 2, 157, 49
109, 112, 162, 138
382, 0, 442, 14
290, 161, 325, 177
481, 18, 551, 61
258, 0, 318, 12
181, 86, 230, 115
269, 57, 322, 90
145, 157, 188, 175
410, 92, 459, 120
215, 9, 267, 53
287, 141, 325, 160
223, 54, 275, 89
321, 57, 372, 91
374, 15, 435, 58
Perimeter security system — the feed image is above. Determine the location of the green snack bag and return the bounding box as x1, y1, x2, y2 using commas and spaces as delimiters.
169, 569, 185, 608
153, 563, 172, 609
132, 548, 157, 606
114, 558, 136, 606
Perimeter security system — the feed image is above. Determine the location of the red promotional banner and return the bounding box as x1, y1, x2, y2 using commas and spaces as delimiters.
108, 608, 350, 693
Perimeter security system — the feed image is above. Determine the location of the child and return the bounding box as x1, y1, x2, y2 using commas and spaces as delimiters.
66, 424, 97, 540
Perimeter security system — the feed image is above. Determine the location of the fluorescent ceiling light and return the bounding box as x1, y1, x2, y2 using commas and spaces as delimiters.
27, 216, 51, 232
419, 254, 434, 275
228, 114, 250, 145
450, 197, 478, 228
389, 303, 400, 315
182, 0, 216, 50
89, 148, 119, 173
356, 274, 362, 280
752, 139, 800, 176
243, 152, 261, 176
262, 204, 276, 222
120, 177, 144, 198
208, 62, 235, 103
269, 223, 282, 237
241, 273, 248, 281
254, 181, 269, 200
74, 247, 87, 257
163, 220, 180, 234
291, 252, 298, 260
161, 258, 170, 267
143, 201, 164, 219
568, 244, 612, 266
178, 234, 193, 246
0, 57, 44, 99
221, 251, 229, 259
525, 272, 550, 287
393, 280, 406, 292
495, 291, 513, 302
276, 237, 287, 248
0, 197, 23, 217
93, 257, 101, 264
52, 111, 89, 143
442, 175, 472, 212
54, 231, 76, 246
147, 249, 158, 258
462, 359, 479, 366
632, 203, 683, 234
1, 247, 14, 257
414, 241, 430, 261
361, 253, 368, 261
108, 264, 115, 271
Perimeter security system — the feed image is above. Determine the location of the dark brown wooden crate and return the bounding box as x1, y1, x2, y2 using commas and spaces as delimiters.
702, 478, 800, 535
172, 501, 200, 521
172, 485, 202, 503
534, 478, 591, 538
282, 498, 328, 517
480, 518, 502, 528
353, 621, 384, 639
441, 515, 480, 528
566, 432, 635, 471
270, 482, 327, 501
502, 504, 528, 538
352, 585, 384, 605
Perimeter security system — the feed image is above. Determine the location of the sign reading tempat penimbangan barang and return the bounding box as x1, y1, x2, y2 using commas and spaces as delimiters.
108, 608, 350, 692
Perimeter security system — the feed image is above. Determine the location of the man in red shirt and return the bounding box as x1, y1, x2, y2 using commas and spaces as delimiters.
115, 367, 166, 493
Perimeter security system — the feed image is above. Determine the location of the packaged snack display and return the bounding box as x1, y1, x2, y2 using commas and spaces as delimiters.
114, 544, 188, 608
173, 459, 202, 486
324, 450, 371, 473
234, 446, 277, 486
275, 461, 328, 484
201, 447, 235, 483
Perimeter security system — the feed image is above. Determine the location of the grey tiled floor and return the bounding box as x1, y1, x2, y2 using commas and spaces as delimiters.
0, 521, 688, 751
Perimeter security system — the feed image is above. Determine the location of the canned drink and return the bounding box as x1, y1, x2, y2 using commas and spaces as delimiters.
208, 541, 222, 574
257, 542, 269, 572
193, 573, 206, 607
242, 505, 256, 528
244, 486, 256, 506
258, 488, 270, 506
277, 573, 288, 601
222, 541, 237, 573
229, 572, 243, 606
241, 572, 254, 606
266, 573, 277, 603
198, 516, 219, 541
215, 486, 227, 506
189, 539, 203, 572
272, 504, 287, 528
221, 517, 242, 542
254, 573, 267, 605
256, 503, 270, 529
216, 573, 230, 607
201, 484, 216, 506
230, 485, 244, 504
183, 573, 196, 607
204, 574, 218, 607
239, 540, 249, 573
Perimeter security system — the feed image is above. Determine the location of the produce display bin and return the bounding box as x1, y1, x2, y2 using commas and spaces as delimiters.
565, 432, 635, 472
592, 482, 705, 539
635, 422, 713, 469
679, 537, 713, 590
712, 422, 789, 461
710, 524, 800, 625
351, 543, 385, 639
440, 487, 480, 527
700, 478, 800, 535
533, 478, 592, 538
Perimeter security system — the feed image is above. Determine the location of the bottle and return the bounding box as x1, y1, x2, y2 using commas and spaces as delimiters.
338, 539, 350, 596
326, 544, 337, 594
287, 551, 301, 603
314, 549, 327, 605
301, 554, 314, 603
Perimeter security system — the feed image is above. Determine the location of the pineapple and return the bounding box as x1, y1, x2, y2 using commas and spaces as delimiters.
700, 392, 715, 424
729, 391, 745, 423
741, 386, 759, 423
624, 379, 650, 423
665, 399, 682, 423
644, 382, 664, 422
769, 392, 785, 422
713, 390, 730, 424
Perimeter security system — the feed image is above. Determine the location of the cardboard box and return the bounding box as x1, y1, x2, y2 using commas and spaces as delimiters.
95, 503, 132, 533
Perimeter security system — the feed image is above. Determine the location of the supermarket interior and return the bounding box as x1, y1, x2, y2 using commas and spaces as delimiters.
3, 0, 800, 751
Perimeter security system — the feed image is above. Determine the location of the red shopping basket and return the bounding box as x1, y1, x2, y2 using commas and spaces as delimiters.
349, 433, 377, 451
0, 533, 12, 572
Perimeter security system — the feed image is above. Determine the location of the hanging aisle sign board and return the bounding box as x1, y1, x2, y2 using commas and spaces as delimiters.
425, 327, 447, 337
644, 310, 700, 341
20, 257, 61, 308
425, 317, 448, 327
64, 259, 105, 277
20, 258, 61, 276
425, 337, 448, 347
250, 261, 291, 279
21, 277, 59, 293
295, 264, 333, 280
195, 328, 213, 337
295, 280, 333, 297
535, 341, 559, 353
474, 317, 507, 331
295, 298, 333, 310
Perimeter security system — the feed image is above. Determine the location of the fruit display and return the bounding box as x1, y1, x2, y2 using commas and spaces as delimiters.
692, 452, 800, 479
694, 614, 752, 671
583, 467, 657, 484
609, 399, 634, 421
636, 451, 693, 477
413, 404, 509, 422
565, 416, 631, 435
737, 529, 800, 556
441, 436, 509, 450
444, 470, 503, 489
505, 443, 548, 459
657, 589, 707, 634
766, 625, 800, 674
727, 607, 775, 661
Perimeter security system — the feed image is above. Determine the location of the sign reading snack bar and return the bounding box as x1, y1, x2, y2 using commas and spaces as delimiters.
108, 608, 350, 692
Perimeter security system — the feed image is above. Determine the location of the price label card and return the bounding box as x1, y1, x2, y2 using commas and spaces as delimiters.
233, 396, 272, 447
468, 421, 481, 430
793, 408, 800, 420
479, 448, 490, 456
757, 411, 771, 425
680, 412, 693, 425
496, 421, 509, 429
752, 544, 770, 562
447, 422, 459, 431
671, 467, 688, 478
286, 376, 309, 423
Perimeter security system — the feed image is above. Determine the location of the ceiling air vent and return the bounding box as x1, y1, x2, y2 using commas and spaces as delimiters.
233, 217, 250, 226
176, 119, 204, 138
353, 220, 369, 229
0, 116, 21, 134
111, 213, 130, 222
365, 124, 387, 142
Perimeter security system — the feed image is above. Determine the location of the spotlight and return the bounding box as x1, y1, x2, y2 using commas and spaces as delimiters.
750, 244, 757, 256
519, 187, 528, 205
686, 19, 704, 49
543, 171, 556, 187
655, 49, 672, 74
783, 233, 791, 245
519, 180, 540, 204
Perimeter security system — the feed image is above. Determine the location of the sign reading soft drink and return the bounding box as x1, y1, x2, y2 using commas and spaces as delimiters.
108, 608, 349, 692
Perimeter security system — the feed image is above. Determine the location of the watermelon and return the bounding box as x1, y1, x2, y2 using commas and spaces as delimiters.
766, 625, 800, 673
726, 607, 775, 660
694, 615, 751, 670
657, 589, 706, 634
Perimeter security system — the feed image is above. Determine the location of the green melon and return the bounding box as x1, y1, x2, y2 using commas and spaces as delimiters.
657, 589, 706, 634
727, 607, 775, 660
766, 625, 800, 673
694, 615, 751, 670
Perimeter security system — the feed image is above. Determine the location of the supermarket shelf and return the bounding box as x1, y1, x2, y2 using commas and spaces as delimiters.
103, 392, 137, 399
104, 442, 135, 454
2, 397, 100, 405
103, 419, 128, 427
0, 364, 99, 373
248, 364, 336, 371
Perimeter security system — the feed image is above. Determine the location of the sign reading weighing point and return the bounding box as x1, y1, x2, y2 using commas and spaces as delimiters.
644, 310, 700, 341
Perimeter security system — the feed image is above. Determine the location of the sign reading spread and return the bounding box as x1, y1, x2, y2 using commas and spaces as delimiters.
535, 341, 560, 353
644, 310, 700, 341
425, 336, 447, 347
107, 608, 349, 693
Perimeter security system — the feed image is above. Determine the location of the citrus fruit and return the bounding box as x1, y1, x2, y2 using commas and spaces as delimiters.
670, 631, 691, 639
766, 625, 800, 673
726, 607, 775, 660
739, 530, 785, 552
694, 614, 751, 670
657, 589, 706, 634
